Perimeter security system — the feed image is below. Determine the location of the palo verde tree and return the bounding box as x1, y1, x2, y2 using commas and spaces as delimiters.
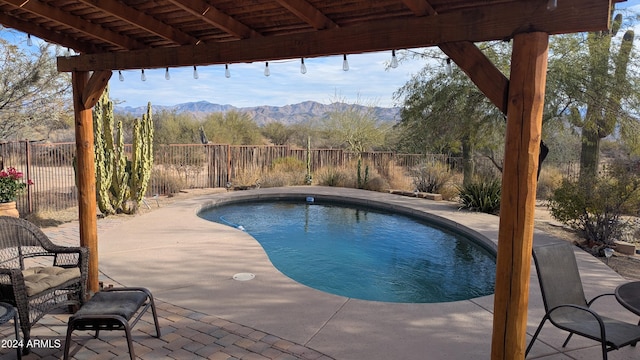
320, 97, 390, 155
93, 87, 153, 215
393, 44, 507, 185
0, 31, 71, 141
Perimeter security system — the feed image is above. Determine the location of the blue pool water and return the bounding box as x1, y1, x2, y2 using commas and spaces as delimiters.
199, 200, 496, 303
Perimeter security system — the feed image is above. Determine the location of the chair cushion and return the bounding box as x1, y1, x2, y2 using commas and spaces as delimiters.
22, 266, 81, 296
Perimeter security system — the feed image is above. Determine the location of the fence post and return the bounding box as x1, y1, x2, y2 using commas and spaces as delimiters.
24, 140, 33, 214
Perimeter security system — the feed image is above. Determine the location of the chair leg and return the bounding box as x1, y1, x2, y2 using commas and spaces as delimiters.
562, 333, 574, 348
63, 322, 74, 360
13, 311, 21, 360
601, 339, 608, 360
525, 317, 549, 357
147, 292, 161, 338
123, 323, 136, 360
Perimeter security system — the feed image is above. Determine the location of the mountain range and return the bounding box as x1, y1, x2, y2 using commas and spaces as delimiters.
115, 100, 401, 126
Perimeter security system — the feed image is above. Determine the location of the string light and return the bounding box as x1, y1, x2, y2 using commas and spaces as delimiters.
193, 65, 199, 79
445, 58, 452, 76
342, 54, 349, 71
141, 69, 146, 81
547, 0, 558, 10
118, 70, 124, 82
225, 64, 231, 78
165, 67, 170, 80
390, 50, 398, 69
27, 34, 32, 46
65, 48, 71, 58
264, 62, 270, 77
300, 58, 307, 74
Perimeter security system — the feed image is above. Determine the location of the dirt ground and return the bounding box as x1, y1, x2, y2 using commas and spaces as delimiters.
534, 203, 640, 281
27, 188, 640, 281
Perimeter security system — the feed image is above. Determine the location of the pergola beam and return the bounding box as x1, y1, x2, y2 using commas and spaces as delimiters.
275, 0, 339, 30
57, 0, 609, 72
71, 71, 99, 295
439, 41, 509, 114
401, 0, 437, 16
3, 0, 144, 50
165, 0, 260, 40
491, 31, 549, 360
77, 0, 197, 46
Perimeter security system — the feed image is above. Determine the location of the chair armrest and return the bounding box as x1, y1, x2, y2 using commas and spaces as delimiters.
587, 292, 615, 307
548, 303, 607, 340
52, 246, 89, 269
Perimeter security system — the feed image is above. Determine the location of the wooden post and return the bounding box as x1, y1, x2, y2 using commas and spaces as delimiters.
490, 32, 548, 360
72, 71, 100, 295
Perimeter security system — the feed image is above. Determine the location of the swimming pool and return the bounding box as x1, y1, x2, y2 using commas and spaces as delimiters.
199, 198, 496, 303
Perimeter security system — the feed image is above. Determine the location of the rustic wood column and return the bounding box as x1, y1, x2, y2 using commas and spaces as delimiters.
72, 71, 99, 295
490, 32, 548, 360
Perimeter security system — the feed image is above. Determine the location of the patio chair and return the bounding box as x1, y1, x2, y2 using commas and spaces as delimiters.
526, 242, 640, 359
0, 216, 87, 353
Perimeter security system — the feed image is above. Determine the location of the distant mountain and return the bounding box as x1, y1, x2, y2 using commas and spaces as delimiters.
115, 100, 400, 126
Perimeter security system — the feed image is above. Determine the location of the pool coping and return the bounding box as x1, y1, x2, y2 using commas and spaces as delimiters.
95, 186, 637, 360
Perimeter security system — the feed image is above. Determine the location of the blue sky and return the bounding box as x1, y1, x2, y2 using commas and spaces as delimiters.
6, 1, 640, 109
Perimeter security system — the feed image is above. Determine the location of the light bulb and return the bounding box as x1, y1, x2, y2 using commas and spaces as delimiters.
27, 34, 32, 46
193, 65, 199, 79
141, 69, 146, 81
165, 67, 170, 80
445, 58, 452, 76
390, 50, 398, 69
65, 48, 71, 58
547, 0, 558, 10
264, 62, 270, 77
300, 58, 307, 74
225, 64, 231, 78
118, 70, 124, 82
342, 54, 349, 71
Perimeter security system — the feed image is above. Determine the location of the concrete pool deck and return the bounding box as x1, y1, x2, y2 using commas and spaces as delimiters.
3, 186, 639, 359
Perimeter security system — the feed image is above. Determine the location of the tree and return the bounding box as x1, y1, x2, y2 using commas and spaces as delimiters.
546, 12, 639, 181
0, 32, 72, 141
202, 111, 264, 145
261, 122, 294, 145
320, 98, 390, 154
393, 45, 506, 184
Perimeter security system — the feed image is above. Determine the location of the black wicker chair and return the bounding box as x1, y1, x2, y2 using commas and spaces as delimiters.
0, 216, 87, 353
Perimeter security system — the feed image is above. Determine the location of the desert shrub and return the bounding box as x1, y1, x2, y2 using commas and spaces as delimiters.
316, 167, 348, 187
384, 161, 413, 191
364, 176, 388, 192
150, 169, 185, 195
439, 173, 464, 201
271, 156, 306, 172
410, 161, 454, 193
458, 177, 501, 214
548, 169, 640, 252
536, 166, 564, 200
261, 169, 306, 187
231, 168, 262, 188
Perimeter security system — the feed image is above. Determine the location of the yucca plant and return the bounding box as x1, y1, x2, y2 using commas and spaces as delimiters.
458, 178, 501, 214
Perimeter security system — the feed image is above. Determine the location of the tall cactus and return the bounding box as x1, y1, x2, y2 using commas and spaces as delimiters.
127, 102, 154, 212
93, 88, 153, 215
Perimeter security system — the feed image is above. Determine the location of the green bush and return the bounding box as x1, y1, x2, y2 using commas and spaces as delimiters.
548, 170, 640, 251
458, 178, 501, 214
410, 161, 454, 194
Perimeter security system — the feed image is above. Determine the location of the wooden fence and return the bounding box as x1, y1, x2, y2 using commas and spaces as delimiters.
0, 140, 575, 215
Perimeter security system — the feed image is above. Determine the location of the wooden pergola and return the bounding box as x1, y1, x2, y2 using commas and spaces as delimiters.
0, 0, 622, 358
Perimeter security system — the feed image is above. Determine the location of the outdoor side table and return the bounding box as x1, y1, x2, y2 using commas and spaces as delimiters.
63, 287, 161, 360
615, 281, 640, 325
0, 302, 21, 359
